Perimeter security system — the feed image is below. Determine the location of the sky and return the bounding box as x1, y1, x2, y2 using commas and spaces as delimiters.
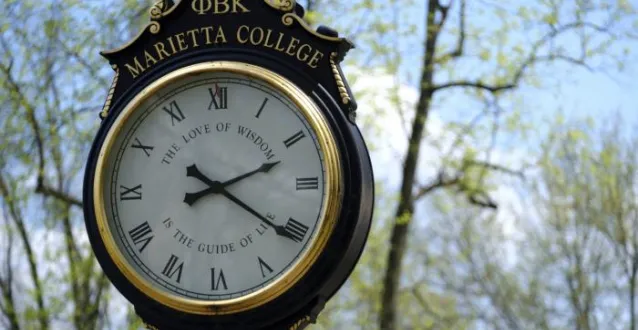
3, 1, 638, 328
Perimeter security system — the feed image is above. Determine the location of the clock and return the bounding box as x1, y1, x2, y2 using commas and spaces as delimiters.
84, 2, 373, 329
92, 60, 341, 312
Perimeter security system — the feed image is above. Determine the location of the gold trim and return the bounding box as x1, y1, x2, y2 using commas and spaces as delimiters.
329, 53, 351, 105
281, 13, 344, 43
264, 0, 296, 11
100, 65, 120, 119
93, 62, 343, 315
149, 1, 165, 20
290, 315, 311, 330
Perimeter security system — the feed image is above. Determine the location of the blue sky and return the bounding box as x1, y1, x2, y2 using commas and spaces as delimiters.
336, 0, 638, 129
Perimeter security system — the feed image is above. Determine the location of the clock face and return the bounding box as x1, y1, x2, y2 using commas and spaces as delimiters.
95, 63, 341, 311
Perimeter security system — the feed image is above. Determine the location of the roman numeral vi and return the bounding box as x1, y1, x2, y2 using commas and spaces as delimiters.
211, 268, 228, 291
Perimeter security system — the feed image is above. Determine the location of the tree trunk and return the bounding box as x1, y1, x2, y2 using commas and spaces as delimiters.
379, 1, 442, 329
630, 259, 637, 330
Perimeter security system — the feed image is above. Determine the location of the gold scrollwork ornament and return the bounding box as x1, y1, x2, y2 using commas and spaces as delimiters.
264, 0, 296, 12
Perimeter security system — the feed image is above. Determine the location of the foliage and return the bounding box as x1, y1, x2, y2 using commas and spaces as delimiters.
0, 0, 637, 329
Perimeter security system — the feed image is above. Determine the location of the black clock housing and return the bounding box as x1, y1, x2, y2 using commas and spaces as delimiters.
83, 1, 374, 329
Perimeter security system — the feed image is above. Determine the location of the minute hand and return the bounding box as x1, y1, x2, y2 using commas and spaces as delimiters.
219, 188, 296, 241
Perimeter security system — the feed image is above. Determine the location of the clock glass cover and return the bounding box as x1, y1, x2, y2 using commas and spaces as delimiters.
93, 62, 341, 313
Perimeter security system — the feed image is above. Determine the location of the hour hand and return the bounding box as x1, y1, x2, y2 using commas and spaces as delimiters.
184, 164, 221, 206
184, 188, 215, 206
186, 164, 216, 186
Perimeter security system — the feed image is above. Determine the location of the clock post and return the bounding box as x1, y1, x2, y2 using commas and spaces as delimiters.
83, 1, 374, 329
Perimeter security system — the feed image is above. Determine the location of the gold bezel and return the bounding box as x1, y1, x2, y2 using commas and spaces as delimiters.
93, 61, 342, 315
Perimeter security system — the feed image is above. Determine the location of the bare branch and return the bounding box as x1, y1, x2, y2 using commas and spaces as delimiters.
468, 193, 498, 210
0, 171, 49, 329
35, 183, 82, 208
432, 80, 515, 93
465, 160, 526, 179
415, 172, 461, 200
436, 0, 466, 63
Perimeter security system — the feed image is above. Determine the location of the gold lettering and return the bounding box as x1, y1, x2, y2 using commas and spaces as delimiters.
308, 50, 324, 68
249, 27, 265, 45
167, 35, 178, 53
285, 37, 300, 56
192, 0, 212, 15
125, 57, 145, 79
214, 0, 230, 13
263, 29, 275, 48
154, 42, 172, 61
186, 29, 201, 47
237, 25, 249, 44
175, 33, 188, 52
144, 50, 158, 67
274, 32, 286, 52
215, 26, 227, 44
232, 0, 250, 13
296, 44, 312, 62
201, 26, 214, 45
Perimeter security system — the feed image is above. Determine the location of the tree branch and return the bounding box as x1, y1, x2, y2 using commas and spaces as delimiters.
0, 172, 49, 330
416, 172, 461, 200
35, 183, 82, 208
0, 58, 82, 209
432, 80, 516, 93
436, 0, 466, 63
468, 193, 498, 210
465, 160, 526, 179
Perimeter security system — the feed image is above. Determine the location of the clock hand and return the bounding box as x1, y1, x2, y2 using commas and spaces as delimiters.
183, 162, 281, 206
184, 169, 295, 241
218, 189, 296, 241
223, 161, 281, 186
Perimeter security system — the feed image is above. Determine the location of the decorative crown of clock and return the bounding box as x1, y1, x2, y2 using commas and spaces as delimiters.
83, 1, 374, 329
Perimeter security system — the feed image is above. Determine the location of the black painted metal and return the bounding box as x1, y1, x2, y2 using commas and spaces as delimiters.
83, 2, 373, 329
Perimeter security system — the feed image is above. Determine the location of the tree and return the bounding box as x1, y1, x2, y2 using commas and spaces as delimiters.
303, 0, 635, 328
0, 1, 150, 328
531, 117, 638, 328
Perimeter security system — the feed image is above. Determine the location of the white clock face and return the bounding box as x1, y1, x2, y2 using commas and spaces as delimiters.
100, 69, 331, 302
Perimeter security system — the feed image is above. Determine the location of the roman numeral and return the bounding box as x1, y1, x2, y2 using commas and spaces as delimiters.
283, 130, 306, 148
255, 98, 268, 118
258, 257, 273, 278
208, 85, 228, 110
128, 221, 154, 253
161, 255, 184, 283
131, 138, 154, 157
296, 177, 319, 190
211, 268, 228, 291
120, 184, 142, 201
162, 100, 185, 126
284, 218, 309, 243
